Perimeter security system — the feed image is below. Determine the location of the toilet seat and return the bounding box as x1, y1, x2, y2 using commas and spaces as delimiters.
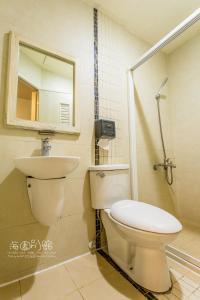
110, 200, 182, 234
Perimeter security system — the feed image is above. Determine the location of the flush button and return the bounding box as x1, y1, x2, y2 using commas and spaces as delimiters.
96, 172, 106, 178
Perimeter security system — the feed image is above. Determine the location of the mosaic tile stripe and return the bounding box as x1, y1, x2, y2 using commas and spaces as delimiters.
94, 8, 99, 122
93, 8, 100, 166
93, 8, 101, 249
98, 249, 158, 300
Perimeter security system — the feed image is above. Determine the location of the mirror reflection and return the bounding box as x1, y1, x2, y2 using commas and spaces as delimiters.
17, 44, 74, 127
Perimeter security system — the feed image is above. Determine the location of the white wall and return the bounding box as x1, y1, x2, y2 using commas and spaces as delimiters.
19, 51, 42, 88
40, 70, 73, 124
41, 69, 73, 93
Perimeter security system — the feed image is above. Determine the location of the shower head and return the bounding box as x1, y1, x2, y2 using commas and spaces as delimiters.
155, 77, 168, 100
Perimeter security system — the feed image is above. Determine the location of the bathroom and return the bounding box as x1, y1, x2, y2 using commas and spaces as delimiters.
0, 0, 200, 299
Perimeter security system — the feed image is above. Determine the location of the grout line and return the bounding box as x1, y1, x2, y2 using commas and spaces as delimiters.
0, 251, 90, 288
66, 262, 115, 291
64, 264, 80, 290
78, 289, 86, 300
19, 281, 22, 300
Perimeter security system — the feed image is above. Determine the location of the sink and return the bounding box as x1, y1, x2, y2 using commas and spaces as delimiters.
15, 156, 80, 179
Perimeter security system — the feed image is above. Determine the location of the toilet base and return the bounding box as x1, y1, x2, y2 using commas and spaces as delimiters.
131, 246, 171, 292
101, 210, 173, 293
109, 247, 171, 293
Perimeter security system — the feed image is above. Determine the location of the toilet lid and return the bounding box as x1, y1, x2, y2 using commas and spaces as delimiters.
110, 200, 182, 234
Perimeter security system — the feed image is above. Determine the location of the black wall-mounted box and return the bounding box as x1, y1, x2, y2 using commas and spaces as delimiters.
95, 119, 116, 139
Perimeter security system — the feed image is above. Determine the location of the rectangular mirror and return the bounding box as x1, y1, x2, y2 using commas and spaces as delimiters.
6, 32, 79, 134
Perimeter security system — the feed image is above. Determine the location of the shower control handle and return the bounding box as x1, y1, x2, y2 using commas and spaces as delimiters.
153, 162, 176, 171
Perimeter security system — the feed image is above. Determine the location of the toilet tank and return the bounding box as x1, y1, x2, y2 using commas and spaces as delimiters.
89, 164, 130, 209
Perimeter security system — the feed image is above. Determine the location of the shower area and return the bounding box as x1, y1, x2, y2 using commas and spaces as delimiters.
130, 10, 200, 270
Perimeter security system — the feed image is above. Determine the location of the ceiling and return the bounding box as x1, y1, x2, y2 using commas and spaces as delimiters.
85, 0, 200, 46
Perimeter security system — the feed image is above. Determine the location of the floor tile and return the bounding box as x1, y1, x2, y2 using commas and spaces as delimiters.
155, 294, 168, 299
169, 223, 200, 261
167, 258, 190, 277
170, 268, 184, 284
184, 270, 200, 285
174, 277, 196, 292
171, 286, 193, 298
79, 270, 146, 300
62, 290, 83, 300
181, 276, 199, 289
188, 293, 200, 300
0, 282, 21, 300
193, 288, 200, 297
2, 251, 199, 300
65, 253, 115, 288
163, 294, 179, 300
20, 266, 76, 300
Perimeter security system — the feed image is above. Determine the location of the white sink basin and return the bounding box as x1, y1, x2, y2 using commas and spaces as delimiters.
15, 156, 80, 179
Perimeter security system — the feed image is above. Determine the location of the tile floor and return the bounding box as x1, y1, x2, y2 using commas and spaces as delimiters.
170, 223, 200, 261
155, 257, 200, 300
0, 252, 200, 300
0, 253, 145, 300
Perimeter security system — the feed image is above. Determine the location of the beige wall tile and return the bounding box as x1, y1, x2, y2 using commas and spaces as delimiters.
134, 52, 176, 214
54, 212, 95, 261
0, 0, 94, 283
168, 33, 200, 225
63, 176, 91, 217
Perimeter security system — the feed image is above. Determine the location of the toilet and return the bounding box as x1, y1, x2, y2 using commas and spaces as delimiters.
89, 164, 182, 293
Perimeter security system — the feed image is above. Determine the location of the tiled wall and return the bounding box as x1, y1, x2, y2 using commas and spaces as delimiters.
98, 12, 130, 164
0, 0, 95, 284
0, 0, 179, 286
133, 53, 176, 215
97, 12, 148, 166
97, 11, 176, 215
168, 33, 200, 226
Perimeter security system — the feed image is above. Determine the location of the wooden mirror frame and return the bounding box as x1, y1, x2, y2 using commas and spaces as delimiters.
5, 32, 80, 134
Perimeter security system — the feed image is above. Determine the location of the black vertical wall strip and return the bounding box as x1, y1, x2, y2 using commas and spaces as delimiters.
94, 8, 101, 249
94, 8, 100, 165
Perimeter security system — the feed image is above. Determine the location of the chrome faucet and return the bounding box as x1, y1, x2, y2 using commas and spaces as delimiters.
41, 137, 51, 156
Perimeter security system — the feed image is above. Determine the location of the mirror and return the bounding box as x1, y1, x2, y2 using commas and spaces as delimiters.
6, 32, 79, 134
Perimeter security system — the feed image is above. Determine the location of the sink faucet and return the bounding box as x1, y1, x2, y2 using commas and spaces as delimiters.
41, 137, 51, 156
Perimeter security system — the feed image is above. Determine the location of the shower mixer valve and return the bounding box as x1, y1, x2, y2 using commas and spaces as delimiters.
153, 158, 176, 171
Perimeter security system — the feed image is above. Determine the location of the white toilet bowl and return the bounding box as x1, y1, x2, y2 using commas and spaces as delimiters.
101, 200, 182, 293
89, 164, 182, 293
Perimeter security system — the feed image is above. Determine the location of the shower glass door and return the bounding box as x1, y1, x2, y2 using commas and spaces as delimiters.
133, 19, 200, 269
